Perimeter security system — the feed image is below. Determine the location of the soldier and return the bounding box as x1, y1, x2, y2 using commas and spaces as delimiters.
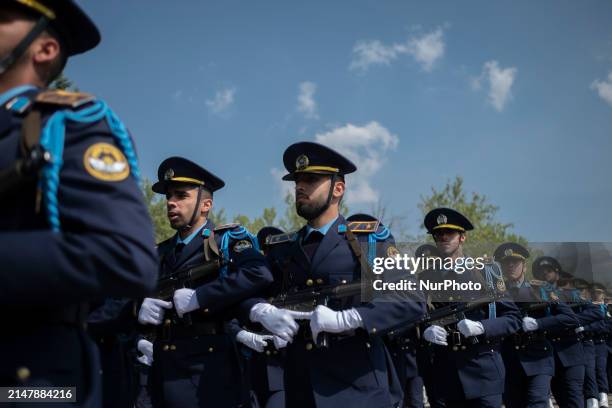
0, 0, 158, 405
241, 141, 425, 408
419, 208, 521, 408
495, 243, 579, 408
136, 157, 273, 407
588, 283, 609, 407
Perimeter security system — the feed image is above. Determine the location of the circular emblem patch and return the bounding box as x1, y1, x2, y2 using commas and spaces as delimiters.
164, 168, 175, 181
387, 246, 400, 258
504, 248, 513, 257
436, 214, 447, 225
83, 143, 129, 182
496, 279, 506, 292
233, 240, 253, 253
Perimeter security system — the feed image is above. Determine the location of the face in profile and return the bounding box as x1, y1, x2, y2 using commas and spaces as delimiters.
294, 173, 333, 221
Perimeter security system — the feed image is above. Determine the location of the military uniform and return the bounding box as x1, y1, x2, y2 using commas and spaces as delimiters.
419, 209, 521, 408
145, 157, 273, 408
495, 243, 580, 408
0, 1, 158, 405
242, 142, 425, 408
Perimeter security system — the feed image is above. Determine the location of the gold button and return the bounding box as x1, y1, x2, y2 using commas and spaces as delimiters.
306, 343, 313, 351
461, 345, 467, 350
449, 296, 454, 301
164, 319, 171, 326
389, 331, 395, 335
316, 278, 323, 284
16, 367, 30, 382
266, 350, 271, 356
208, 347, 214, 353
170, 345, 176, 351
203, 308, 209, 314
341, 280, 347, 284
515, 346, 519, 350
452, 346, 458, 351
366, 342, 371, 349
162, 345, 169, 351
544, 347, 548, 351
306, 279, 314, 286
372, 328, 377, 334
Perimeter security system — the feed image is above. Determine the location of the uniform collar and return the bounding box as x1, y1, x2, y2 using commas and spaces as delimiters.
304, 215, 339, 241
176, 221, 207, 246
508, 276, 528, 288
0, 85, 38, 107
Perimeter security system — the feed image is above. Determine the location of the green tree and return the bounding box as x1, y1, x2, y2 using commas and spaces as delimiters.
142, 178, 174, 243
417, 176, 528, 258
49, 73, 78, 91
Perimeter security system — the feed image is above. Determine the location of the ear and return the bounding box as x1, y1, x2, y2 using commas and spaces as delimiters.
458, 233, 466, 244
200, 197, 213, 214
31, 35, 60, 65
332, 179, 345, 199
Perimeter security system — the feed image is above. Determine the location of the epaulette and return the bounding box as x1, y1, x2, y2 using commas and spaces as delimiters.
347, 220, 380, 233
214, 223, 240, 232
34, 90, 95, 109
267, 232, 298, 246
529, 279, 548, 287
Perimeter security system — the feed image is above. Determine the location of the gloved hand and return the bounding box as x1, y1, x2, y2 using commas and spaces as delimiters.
309, 305, 363, 344
249, 303, 311, 342
136, 339, 154, 366
522, 316, 539, 332
138, 298, 173, 325
272, 335, 289, 349
457, 319, 485, 337
575, 326, 585, 334
423, 325, 448, 346
236, 330, 274, 353
173, 288, 199, 318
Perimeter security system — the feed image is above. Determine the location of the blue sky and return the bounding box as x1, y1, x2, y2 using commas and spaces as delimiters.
66, 0, 612, 241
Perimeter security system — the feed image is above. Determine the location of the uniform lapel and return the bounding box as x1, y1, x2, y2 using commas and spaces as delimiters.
310, 216, 344, 272
173, 219, 213, 269
291, 226, 311, 271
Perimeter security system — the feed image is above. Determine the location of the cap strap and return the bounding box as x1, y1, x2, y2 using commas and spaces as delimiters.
0, 16, 49, 75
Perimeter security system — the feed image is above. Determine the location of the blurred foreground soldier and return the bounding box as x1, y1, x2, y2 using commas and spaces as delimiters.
419, 208, 521, 408
0, 0, 157, 405
139, 157, 273, 407
495, 243, 579, 408
585, 283, 610, 408
241, 142, 425, 407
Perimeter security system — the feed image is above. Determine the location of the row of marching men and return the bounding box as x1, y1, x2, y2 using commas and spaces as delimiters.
84, 147, 610, 408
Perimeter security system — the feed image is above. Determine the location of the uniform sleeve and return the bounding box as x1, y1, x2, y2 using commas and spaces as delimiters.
480, 300, 521, 339
0, 115, 158, 305
536, 301, 580, 331
575, 303, 604, 326
194, 238, 273, 315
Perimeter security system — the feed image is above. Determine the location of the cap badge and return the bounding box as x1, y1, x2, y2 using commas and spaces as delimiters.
436, 214, 447, 225
504, 248, 513, 257
296, 154, 309, 171
164, 168, 175, 181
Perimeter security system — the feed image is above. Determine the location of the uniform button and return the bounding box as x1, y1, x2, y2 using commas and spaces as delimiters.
544, 347, 548, 351
461, 346, 467, 350
170, 345, 176, 351
208, 347, 214, 353
448, 296, 454, 301
452, 346, 458, 351
389, 331, 395, 335
341, 280, 347, 284
306, 343, 313, 351
371, 328, 377, 334
164, 319, 171, 326
316, 278, 323, 284
16, 367, 30, 382
162, 345, 169, 351
266, 351, 271, 356
203, 308, 209, 314
515, 346, 519, 350
306, 279, 314, 286
366, 342, 371, 348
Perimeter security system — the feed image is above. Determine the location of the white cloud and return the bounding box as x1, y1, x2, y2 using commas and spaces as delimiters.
591, 72, 612, 107
205, 87, 236, 114
349, 27, 445, 72
297, 81, 318, 119
472, 60, 517, 112
314, 122, 399, 204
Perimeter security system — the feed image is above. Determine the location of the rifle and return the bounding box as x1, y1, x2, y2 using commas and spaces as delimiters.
268, 280, 363, 348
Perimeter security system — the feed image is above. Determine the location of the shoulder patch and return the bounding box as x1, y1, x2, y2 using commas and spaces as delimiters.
83, 142, 129, 182
347, 220, 380, 234
233, 239, 253, 253
214, 223, 240, 232
35, 90, 95, 109
267, 232, 298, 246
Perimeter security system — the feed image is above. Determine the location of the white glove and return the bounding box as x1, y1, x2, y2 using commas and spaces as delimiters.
423, 325, 448, 346
173, 288, 199, 318
138, 298, 173, 325
272, 336, 288, 349
249, 303, 312, 342
522, 316, 539, 332
575, 326, 585, 334
236, 330, 274, 353
136, 339, 153, 366
457, 319, 485, 337
309, 305, 363, 344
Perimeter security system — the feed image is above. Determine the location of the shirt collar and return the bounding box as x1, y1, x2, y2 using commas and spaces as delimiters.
176, 222, 207, 246
0, 85, 38, 107
304, 216, 338, 241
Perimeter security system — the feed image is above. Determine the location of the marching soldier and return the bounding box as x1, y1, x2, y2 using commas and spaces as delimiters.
495, 243, 579, 408
587, 283, 610, 407
241, 141, 425, 407
137, 157, 273, 407
419, 208, 521, 407
0, 0, 158, 405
